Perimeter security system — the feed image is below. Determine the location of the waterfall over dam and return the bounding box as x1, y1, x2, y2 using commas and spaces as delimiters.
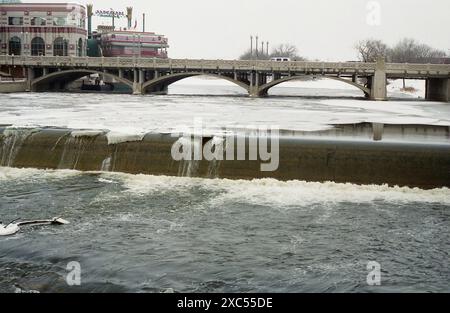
1, 124, 449, 189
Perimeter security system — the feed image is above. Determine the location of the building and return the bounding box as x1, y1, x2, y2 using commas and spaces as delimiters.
93, 30, 168, 58
0, 2, 87, 57
86, 6, 169, 58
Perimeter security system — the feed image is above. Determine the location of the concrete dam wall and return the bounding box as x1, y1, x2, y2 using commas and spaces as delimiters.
0, 124, 449, 189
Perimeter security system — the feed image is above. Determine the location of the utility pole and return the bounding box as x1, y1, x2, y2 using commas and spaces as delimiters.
138, 34, 141, 58
261, 41, 264, 57
266, 41, 269, 56
250, 36, 253, 59
143, 13, 145, 32
112, 10, 115, 30
255, 35, 259, 58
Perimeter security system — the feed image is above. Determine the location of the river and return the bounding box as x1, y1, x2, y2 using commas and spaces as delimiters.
0, 79, 449, 293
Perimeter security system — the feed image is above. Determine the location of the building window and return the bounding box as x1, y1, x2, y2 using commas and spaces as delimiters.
53, 17, 67, 26
8, 37, 21, 56
31, 37, 45, 56
53, 37, 68, 56
31, 17, 46, 26
77, 38, 83, 56
8, 17, 23, 26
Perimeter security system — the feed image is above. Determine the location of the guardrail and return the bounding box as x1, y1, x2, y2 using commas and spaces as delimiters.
0, 55, 449, 76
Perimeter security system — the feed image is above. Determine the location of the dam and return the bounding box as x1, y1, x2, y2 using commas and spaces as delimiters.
0, 87, 449, 188
1, 124, 450, 189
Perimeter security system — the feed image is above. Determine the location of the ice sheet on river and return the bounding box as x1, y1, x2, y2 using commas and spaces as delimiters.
0, 80, 449, 136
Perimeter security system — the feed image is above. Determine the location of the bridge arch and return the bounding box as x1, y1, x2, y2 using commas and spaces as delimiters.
258, 75, 371, 97
31, 69, 134, 92
141, 72, 250, 94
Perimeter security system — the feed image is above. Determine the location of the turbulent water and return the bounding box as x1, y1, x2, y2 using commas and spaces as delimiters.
0, 80, 449, 293
0, 168, 449, 293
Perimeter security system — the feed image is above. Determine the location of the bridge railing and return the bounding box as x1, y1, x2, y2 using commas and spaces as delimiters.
386, 62, 450, 73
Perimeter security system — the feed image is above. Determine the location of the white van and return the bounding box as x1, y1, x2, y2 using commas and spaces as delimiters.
271, 57, 291, 62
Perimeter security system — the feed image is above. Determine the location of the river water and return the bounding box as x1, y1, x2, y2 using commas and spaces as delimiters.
0, 79, 449, 293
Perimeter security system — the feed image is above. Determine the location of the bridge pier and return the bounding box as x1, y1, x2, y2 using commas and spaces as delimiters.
26, 67, 34, 92
249, 86, 260, 97
369, 57, 387, 101
249, 71, 260, 97
133, 83, 143, 95
426, 78, 450, 102
132, 69, 142, 95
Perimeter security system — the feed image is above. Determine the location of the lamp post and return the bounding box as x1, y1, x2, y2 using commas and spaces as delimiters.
133, 34, 138, 58
250, 35, 253, 59
138, 34, 141, 58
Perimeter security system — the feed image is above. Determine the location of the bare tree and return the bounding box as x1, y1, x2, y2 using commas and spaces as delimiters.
239, 50, 254, 60
388, 38, 447, 63
355, 39, 388, 62
270, 43, 305, 60
356, 37, 447, 87
240, 43, 305, 61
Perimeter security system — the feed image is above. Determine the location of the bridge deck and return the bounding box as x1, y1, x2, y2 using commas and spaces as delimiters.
1, 56, 449, 78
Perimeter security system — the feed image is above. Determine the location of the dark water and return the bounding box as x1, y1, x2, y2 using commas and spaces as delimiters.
0, 168, 449, 293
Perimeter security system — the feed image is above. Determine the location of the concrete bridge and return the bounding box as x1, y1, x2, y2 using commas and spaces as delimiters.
1, 55, 449, 101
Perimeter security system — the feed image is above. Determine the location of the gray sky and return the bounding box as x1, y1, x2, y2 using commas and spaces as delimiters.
26, 0, 450, 60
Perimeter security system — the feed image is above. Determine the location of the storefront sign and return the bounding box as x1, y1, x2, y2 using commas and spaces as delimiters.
95, 9, 125, 18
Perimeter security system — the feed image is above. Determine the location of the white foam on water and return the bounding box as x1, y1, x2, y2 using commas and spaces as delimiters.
0, 166, 81, 181
1, 167, 449, 206
98, 177, 115, 184
111, 172, 450, 206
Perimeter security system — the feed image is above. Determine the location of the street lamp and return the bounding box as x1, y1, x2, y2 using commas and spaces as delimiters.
250, 35, 253, 59
138, 34, 141, 58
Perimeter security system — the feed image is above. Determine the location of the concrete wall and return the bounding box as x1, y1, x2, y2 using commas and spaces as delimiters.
0, 81, 27, 93
1, 126, 449, 189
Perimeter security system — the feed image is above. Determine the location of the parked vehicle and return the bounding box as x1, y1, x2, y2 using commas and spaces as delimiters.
271, 57, 291, 62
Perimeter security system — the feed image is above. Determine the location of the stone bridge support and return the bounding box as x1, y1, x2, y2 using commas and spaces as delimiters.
249, 71, 260, 97
426, 78, 450, 102
369, 57, 387, 101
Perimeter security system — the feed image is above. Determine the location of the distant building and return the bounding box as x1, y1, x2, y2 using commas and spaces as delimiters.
92, 30, 168, 58
86, 5, 169, 58
0, 2, 87, 56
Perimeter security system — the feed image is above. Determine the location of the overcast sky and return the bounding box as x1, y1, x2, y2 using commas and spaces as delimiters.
26, 0, 450, 60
